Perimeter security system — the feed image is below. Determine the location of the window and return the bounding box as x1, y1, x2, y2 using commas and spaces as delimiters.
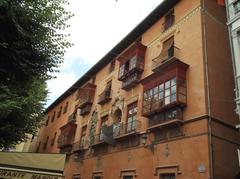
51, 111, 56, 122
154, 126, 182, 142
160, 173, 175, 179
57, 106, 62, 118
127, 102, 137, 132
109, 60, 115, 73
99, 116, 108, 141
92, 75, 96, 84
72, 174, 80, 179
46, 116, 49, 126
51, 132, 57, 145
237, 76, 240, 98
234, 0, 240, 15
63, 102, 68, 114
106, 80, 112, 91
123, 176, 133, 179
148, 107, 182, 127
164, 9, 174, 31
118, 57, 138, 79
143, 77, 177, 111
93, 177, 101, 179
119, 64, 125, 78
129, 56, 137, 71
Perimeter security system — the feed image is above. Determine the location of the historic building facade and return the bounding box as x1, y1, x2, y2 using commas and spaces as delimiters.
31, 0, 240, 178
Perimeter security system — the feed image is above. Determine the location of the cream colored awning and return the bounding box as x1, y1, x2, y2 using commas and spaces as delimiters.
0, 152, 66, 179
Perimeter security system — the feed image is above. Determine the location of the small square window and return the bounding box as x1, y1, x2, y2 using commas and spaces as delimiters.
234, 1, 240, 15
160, 173, 175, 179
123, 176, 133, 179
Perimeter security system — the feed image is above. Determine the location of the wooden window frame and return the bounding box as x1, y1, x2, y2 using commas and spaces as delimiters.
51, 111, 56, 122
99, 116, 108, 141
72, 174, 81, 179
46, 116, 49, 126
163, 9, 174, 31
63, 102, 68, 114
160, 173, 175, 179
109, 60, 116, 73
126, 102, 138, 133
143, 77, 177, 108
57, 106, 62, 118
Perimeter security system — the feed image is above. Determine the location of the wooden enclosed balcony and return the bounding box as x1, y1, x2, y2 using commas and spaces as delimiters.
152, 46, 180, 72
117, 41, 147, 90
98, 89, 112, 105
58, 120, 77, 149
113, 120, 141, 139
57, 134, 75, 148
118, 57, 144, 81
78, 83, 96, 108
122, 73, 141, 90
147, 108, 183, 130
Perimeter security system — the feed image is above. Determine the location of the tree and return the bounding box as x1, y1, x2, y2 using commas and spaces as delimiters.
0, 0, 72, 148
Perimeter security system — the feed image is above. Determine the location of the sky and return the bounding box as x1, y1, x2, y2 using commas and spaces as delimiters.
46, 0, 162, 107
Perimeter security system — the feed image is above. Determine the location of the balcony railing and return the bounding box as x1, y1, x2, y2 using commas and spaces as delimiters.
72, 139, 87, 152
118, 57, 144, 81
79, 104, 91, 116
57, 134, 74, 148
91, 133, 105, 146
98, 89, 112, 105
122, 73, 141, 90
113, 120, 141, 138
152, 46, 180, 72
154, 126, 183, 142
148, 108, 183, 129
68, 112, 77, 123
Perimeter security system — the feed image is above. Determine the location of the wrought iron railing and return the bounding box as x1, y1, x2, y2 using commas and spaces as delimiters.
148, 108, 183, 128
118, 57, 144, 80
122, 73, 140, 90
113, 120, 141, 138
152, 46, 180, 72
57, 134, 74, 148
98, 89, 112, 105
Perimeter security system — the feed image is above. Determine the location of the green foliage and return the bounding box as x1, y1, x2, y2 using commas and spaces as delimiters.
0, 0, 72, 148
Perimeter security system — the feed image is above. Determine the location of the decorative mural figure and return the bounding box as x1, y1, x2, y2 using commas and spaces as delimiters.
89, 111, 98, 147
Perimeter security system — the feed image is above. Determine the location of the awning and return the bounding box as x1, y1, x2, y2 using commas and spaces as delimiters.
156, 36, 174, 62
0, 152, 66, 179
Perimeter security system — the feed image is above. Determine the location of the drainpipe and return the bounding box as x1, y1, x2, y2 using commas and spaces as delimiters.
201, 0, 214, 179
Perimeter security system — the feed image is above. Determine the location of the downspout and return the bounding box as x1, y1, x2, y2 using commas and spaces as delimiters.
200, 0, 214, 179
